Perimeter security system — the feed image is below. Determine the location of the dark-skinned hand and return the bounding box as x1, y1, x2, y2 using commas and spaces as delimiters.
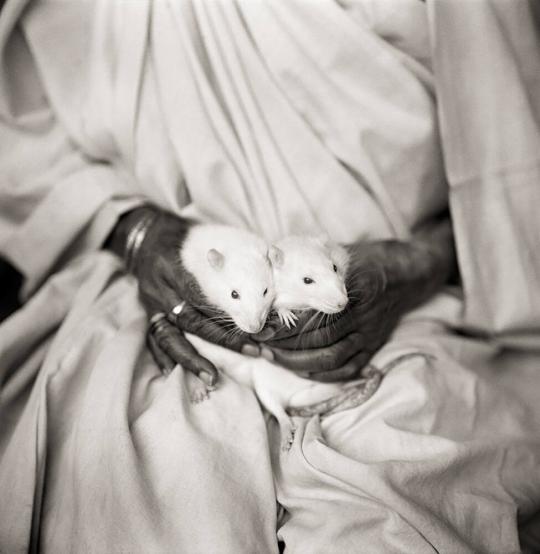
251, 219, 457, 382
105, 206, 258, 386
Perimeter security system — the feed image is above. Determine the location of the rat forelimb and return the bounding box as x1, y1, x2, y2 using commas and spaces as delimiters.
276, 308, 298, 329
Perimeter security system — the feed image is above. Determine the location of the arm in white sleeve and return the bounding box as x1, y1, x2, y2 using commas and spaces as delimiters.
0, 0, 144, 297
430, 0, 540, 348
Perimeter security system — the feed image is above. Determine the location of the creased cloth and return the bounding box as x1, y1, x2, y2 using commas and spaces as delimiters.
1, 1, 540, 552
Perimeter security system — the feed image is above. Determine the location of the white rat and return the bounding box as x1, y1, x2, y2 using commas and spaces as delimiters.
179, 225, 350, 450
268, 235, 350, 327
181, 224, 275, 334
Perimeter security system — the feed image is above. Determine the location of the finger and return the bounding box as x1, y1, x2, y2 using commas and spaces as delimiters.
253, 309, 348, 343
264, 332, 364, 372
147, 332, 176, 375
265, 312, 360, 350
174, 303, 257, 352
139, 268, 180, 316
263, 298, 392, 350
145, 255, 207, 316
153, 318, 218, 386
306, 350, 371, 383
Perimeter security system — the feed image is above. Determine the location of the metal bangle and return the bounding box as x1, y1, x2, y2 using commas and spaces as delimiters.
124, 211, 158, 273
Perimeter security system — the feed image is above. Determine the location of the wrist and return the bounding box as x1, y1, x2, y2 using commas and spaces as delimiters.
128, 209, 197, 278
347, 233, 452, 314
104, 205, 161, 270
413, 217, 459, 285
376, 217, 457, 288
378, 239, 447, 313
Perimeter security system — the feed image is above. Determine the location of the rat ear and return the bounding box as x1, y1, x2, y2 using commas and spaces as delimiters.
268, 245, 284, 269
332, 244, 350, 275
207, 248, 224, 270
316, 232, 332, 248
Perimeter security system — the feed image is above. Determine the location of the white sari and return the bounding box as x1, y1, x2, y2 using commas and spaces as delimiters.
1, 1, 540, 552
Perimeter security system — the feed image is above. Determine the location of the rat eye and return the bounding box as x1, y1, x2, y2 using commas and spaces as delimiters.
231, 290, 240, 299
303, 277, 314, 285
263, 288, 268, 296
333, 264, 338, 273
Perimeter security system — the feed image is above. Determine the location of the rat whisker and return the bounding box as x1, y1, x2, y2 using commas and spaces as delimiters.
205, 316, 235, 325
299, 310, 322, 334
314, 310, 326, 331
290, 310, 324, 350
219, 323, 237, 332
323, 312, 335, 342
203, 313, 232, 321
188, 303, 216, 311
315, 303, 337, 313
222, 327, 240, 343
190, 303, 222, 311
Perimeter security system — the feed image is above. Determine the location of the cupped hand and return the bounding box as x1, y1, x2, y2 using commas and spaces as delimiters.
108, 206, 258, 385
252, 225, 455, 382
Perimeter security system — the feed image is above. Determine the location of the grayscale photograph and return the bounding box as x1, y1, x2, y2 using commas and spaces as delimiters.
1, 0, 539, 552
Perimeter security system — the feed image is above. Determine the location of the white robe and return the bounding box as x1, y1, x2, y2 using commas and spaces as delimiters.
1, 1, 540, 552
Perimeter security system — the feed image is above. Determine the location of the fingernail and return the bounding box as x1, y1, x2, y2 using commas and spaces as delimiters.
261, 347, 274, 361
242, 344, 260, 357
199, 372, 215, 387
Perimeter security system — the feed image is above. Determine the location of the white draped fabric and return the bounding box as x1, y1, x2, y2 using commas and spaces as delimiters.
1, 1, 540, 552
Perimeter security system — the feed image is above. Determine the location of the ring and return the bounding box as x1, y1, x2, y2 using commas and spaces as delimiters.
169, 301, 186, 324
149, 312, 168, 334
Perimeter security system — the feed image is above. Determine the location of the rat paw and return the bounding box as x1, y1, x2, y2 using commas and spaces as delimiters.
277, 308, 298, 329
186, 373, 212, 404
190, 386, 210, 404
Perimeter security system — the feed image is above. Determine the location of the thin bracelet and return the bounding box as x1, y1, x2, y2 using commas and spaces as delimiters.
124, 210, 159, 273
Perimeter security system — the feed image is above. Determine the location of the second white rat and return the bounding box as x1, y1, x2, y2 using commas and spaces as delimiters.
269, 235, 350, 327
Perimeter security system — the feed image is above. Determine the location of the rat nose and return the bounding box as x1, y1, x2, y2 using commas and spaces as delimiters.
335, 293, 348, 311
244, 321, 265, 334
